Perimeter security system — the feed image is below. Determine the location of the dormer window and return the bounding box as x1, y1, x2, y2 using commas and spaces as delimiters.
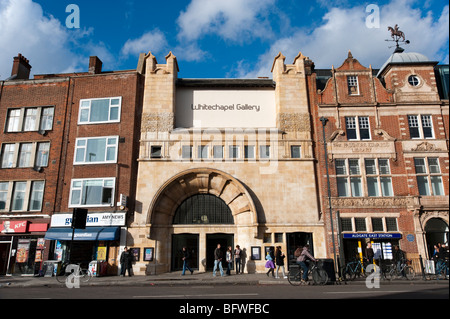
408, 75, 420, 87
347, 75, 359, 95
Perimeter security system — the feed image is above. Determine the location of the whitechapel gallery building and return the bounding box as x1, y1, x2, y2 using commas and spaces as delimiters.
128, 51, 325, 275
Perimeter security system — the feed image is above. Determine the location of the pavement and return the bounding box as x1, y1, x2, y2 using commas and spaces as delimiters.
1, 271, 448, 288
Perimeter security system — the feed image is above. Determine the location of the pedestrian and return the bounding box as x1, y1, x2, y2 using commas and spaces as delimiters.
265, 247, 275, 277
393, 245, 405, 277
275, 246, 287, 279
296, 245, 317, 284
213, 243, 224, 277
181, 247, 194, 275
226, 246, 233, 275
365, 242, 374, 265
234, 245, 242, 274
120, 247, 133, 277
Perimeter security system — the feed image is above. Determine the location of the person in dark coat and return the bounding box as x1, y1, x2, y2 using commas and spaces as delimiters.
120, 247, 133, 277
181, 247, 194, 275
275, 246, 287, 279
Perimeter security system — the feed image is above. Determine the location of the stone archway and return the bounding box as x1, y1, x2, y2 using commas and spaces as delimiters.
147, 168, 259, 238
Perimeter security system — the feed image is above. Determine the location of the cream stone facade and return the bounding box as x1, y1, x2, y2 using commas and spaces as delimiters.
128, 52, 325, 275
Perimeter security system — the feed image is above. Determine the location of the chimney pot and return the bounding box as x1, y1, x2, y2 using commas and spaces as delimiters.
89, 56, 103, 74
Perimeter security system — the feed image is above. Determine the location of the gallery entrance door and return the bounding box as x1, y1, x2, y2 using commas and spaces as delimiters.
171, 234, 199, 271
206, 233, 234, 270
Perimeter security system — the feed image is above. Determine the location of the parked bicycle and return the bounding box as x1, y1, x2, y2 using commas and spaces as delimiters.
287, 260, 329, 286
55, 262, 93, 284
425, 258, 449, 281
342, 258, 368, 281
384, 258, 415, 281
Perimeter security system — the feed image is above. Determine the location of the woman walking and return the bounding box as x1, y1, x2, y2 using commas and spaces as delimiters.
265, 247, 275, 277
226, 246, 233, 275
275, 246, 287, 279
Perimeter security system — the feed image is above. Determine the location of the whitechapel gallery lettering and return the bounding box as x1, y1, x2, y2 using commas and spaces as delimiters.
191, 103, 261, 112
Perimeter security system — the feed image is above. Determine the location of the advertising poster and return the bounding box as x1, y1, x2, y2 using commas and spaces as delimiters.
97, 246, 107, 261
16, 239, 30, 263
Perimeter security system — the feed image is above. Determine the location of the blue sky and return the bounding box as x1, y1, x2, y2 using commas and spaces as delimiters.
0, 0, 448, 79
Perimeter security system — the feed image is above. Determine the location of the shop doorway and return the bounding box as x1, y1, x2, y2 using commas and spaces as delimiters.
425, 218, 449, 259
206, 234, 234, 270
171, 234, 199, 271
0, 242, 11, 275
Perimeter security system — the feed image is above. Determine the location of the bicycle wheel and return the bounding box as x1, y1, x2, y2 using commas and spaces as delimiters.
385, 268, 396, 281
55, 268, 69, 284
342, 266, 353, 281
312, 268, 329, 285
404, 266, 415, 280
287, 269, 302, 286
79, 269, 93, 282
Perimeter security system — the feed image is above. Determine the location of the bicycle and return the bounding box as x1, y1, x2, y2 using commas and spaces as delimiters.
55, 262, 93, 284
385, 258, 415, 281
287, 260, 329, 286
342, 258, 368, 281
425, 258, 449, 281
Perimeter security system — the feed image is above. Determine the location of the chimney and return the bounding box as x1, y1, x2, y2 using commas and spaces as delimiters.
89, 56, 103, 74
11, 54, 32, 79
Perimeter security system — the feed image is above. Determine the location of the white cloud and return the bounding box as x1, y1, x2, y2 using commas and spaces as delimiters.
121, 29, 168, 57
236, 0, 449, 78
176, 0, 276, 43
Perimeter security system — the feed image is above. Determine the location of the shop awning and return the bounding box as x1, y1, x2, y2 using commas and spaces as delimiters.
44, 227, 120, 241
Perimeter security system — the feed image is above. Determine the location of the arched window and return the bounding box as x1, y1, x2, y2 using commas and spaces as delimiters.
173, 194, 233, 225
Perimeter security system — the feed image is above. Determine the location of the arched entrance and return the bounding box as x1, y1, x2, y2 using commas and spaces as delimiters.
425, 218, 449, 258
147, 168, 258, 273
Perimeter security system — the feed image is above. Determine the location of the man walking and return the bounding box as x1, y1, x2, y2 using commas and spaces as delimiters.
120, 247, 133, 277
181, 247, 194, 275
213, 243, 224, 277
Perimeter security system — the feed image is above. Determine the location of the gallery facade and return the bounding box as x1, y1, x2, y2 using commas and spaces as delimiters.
129, 52, 325, 274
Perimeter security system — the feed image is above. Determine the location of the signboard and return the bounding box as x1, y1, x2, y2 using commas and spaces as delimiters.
1, 221, 28, 233
50, 212, 126, 227
176, 89, 276, 128
343, 233, 402, 239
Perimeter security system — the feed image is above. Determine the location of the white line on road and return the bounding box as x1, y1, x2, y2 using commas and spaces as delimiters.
133, 293, 259, 298
324, 291, 408, 294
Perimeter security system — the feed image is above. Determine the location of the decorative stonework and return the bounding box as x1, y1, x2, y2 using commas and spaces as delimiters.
410, 141, 443, 152
141, 112, 174, 132
330, 196, 417, 208
278, 113, 311, 132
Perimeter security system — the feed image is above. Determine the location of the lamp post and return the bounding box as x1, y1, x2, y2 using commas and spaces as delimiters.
319, 117, 338, 277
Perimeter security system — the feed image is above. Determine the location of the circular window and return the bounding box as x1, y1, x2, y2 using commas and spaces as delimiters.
408, 75, 420, 86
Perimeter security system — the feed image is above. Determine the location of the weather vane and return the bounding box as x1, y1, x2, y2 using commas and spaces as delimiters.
386, 24, 410, 52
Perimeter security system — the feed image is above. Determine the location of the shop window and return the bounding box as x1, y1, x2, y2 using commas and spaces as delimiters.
74, 136, 118, 164
78, 97, 121, 124
345, 116, 370, 140
408, 115, 433, 139
355, 218, 367, 232
414, 157, 444, 196
69, 178, 115, 207
386, 218, 398, 232
291, 145, 301, 159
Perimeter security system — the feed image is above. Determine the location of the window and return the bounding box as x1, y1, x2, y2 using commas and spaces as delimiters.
229, 146, 239, 159
355, 218, 367, 232
372, 218, 384, 232
291, 145, 301, 159
150, 146, 162, 158
408, 115, 433, 139
74, 136, 118, 164
0, 182, 8, 210
11, 182, 27, 211
244, 145, 255, 159
78, 97, 121, 124
182, 146, 192, 159
18, 143, 32, 168
5, 107, 54, 132
365, 159, 393, 197
213, 146, 223, 159
408, 75, 420, 86
35, 142, 50, 167
340, 218, 353, 232
173, 194, 233, 224
414, 158, 444, 196
69, 178, 115, 207
198, 145, 209, 159
337, 159, 362, 197
1, 144, 16, 168
347, 75, 359, 95
274, 233, 283, 243
386, 218, 398, 232
260, 145, 270, 159
345, 116, 370, 140
29, 181, 44, 211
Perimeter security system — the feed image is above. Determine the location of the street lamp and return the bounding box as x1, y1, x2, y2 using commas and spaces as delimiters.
319, 117, 338, 278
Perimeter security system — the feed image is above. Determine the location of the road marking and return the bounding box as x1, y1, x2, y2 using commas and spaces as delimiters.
133, 293, 259, 298
324, 291, 408, 294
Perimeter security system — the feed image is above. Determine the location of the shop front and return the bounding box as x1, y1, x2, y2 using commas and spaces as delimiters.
0, 220, 49, 276
44, 212, 126, 276
342, 233, 402, 263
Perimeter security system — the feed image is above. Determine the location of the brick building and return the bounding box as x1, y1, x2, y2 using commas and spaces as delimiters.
310, 48, 449, 272
1, 54, 143, 276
